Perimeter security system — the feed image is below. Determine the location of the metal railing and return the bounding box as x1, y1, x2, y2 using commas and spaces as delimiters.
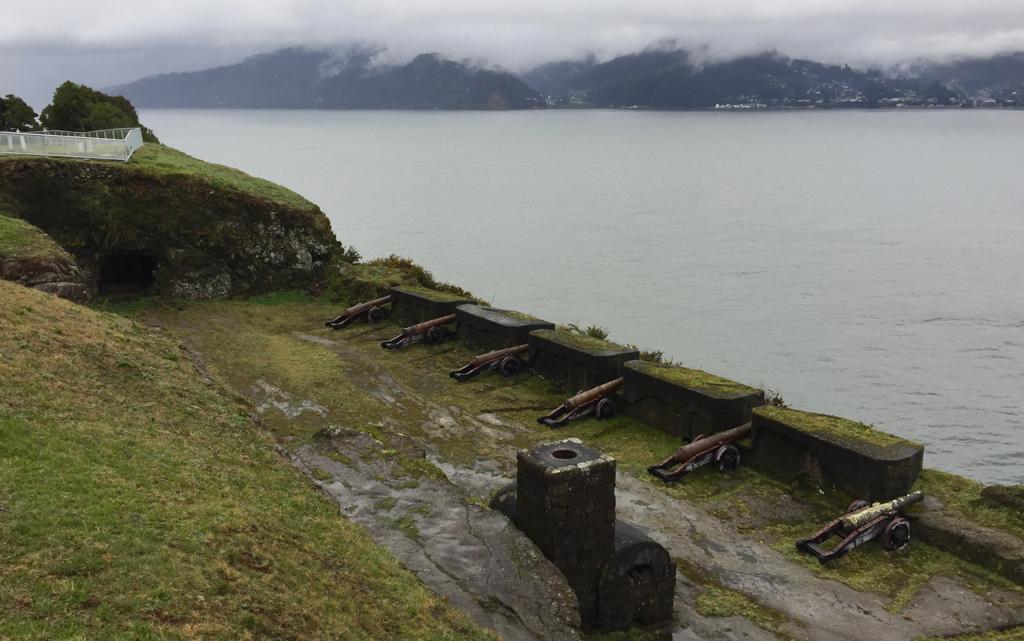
0, 127, 144, 162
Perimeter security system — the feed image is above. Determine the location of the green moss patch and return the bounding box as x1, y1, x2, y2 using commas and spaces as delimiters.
754, 406, 916, 450
396, 285, 473, 303
916, 469, 1024, 541
626, 360, 760, 397
531, 328, 632, 354
916, 627, 1024, 641
695, 584, 785, 632
491, 308, 544, 322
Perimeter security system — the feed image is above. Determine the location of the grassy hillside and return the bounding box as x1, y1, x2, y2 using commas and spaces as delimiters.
0, 145, 337, 298
0, 280, 492, 641
0, 214, 68, 262
126, 144, 317, 215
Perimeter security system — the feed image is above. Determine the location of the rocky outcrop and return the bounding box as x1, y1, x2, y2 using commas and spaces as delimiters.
0, 215, 90, 303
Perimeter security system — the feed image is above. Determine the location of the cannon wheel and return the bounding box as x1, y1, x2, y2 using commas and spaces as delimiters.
367, 306, 384, 324
882, 517, 911, 552
499, 356, 522, 378
847, 499, 870, 514
595, 398, 616, 420
425, 327, 446, 345
715, 444, 741, 473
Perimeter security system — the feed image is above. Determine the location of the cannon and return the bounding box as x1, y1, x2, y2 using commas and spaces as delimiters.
796, 491, 924, 564
538, 378, 623, 428
381, 314, 457, 350
449, 344, 529, 382
648, 423, 750, 482
326, 295, 392, 329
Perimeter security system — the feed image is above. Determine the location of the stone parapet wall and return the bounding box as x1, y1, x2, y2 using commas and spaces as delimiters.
388, 286, 475, 327
750, 406, 924, 500
528, 329, 639, 392
454, 304, 554, 352
621, 360, 764, 439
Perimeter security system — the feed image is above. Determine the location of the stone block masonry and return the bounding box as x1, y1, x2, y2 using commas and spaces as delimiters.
388, 286, 475, 327
621, 360, 765, 439
454, 304, 554, 352
750, 406, 924, 500
511, 439, 674, 632
528, 329, 639, 393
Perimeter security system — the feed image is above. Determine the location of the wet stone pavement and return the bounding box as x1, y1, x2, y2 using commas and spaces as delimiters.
223, 319, 1024, 641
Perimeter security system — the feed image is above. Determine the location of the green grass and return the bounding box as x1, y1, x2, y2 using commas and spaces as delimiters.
915, 469, 1024, 541
754, 405, 917, 449
126, 144, 317, 214
0, 280, 493, 641
694, 585, 784, 633
0, 214, 68, 261
625, 360, 761, 397
395, 285, 474, 303
530, 328, 632, 354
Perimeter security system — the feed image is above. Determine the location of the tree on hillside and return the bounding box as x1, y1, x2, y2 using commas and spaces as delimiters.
0, 94, 39, 131
39, 81, 159, 142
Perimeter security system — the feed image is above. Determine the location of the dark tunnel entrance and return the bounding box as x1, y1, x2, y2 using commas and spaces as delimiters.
98, 252, 157, 296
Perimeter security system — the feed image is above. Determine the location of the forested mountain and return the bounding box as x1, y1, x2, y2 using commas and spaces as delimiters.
109, 45, 1024, 110
524, 47, 1022, 108
109, 48, 543, 110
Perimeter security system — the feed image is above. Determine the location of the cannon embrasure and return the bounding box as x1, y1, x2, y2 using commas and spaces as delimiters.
449, 344, 529, 382
647, 423, 750, 482
537, 377, 624, 428
326, 295, 392, 329
381, 313, 457, 350
796, 491, 924, 564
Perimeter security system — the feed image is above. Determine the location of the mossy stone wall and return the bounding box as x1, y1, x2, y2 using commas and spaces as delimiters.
528, 329, 639, 392
389, 287, 475, 327
454, 304, 554, 352
750, 407, 924, 500
621, 360, 764, 439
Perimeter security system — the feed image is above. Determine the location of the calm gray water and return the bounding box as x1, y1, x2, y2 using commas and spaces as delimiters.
142, 108, 1024, 484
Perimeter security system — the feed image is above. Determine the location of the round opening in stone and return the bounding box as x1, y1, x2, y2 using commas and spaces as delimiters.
551, 449, 578, 460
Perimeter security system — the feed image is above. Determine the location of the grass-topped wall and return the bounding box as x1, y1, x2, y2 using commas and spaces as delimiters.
750, 406, 924, 500
621, 360, 764, 439
528, 328, 639, 392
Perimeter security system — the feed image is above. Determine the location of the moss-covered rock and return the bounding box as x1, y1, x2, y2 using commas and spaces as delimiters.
0, 144, 339, 299
0, 213, 89, 302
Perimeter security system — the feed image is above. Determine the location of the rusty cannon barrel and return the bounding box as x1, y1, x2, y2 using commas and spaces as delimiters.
381, 313, 457, 350
449, 343, 530, 382
326, 294, 392, 328
346, 294, 391, 316
403, 313, 457, 336
666, 423, 751, 463
564, 377, 624, 410
539, 377, 624, 428
648, 422, 751, 481
841, 491, 924, 530
465, 343, 529, 368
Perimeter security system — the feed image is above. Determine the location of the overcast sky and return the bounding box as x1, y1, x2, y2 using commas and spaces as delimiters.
4, 0, 1024, 108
